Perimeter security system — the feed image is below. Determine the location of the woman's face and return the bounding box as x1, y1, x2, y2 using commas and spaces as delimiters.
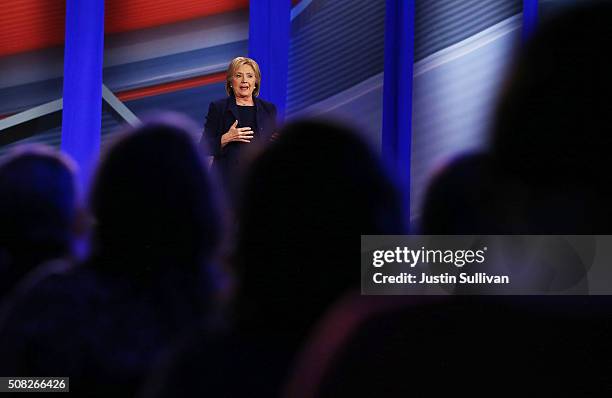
231, 64, 257, 99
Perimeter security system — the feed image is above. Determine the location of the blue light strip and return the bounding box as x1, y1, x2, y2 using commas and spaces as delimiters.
522, 0, 538, 42
382, 0, 415, 224
61, 0, 105, 190
248, 0, 291, 121
291, 0, 313, 21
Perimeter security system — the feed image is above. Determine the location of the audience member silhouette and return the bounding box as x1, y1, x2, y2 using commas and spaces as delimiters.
285, 294, 612, 397
285, 4, 612, 397
423, 2, 612, 234
421, 152, 500, 234
141, 119, 404, 398
0, 115, 224, 397
0, 145, 79, 300
234, 119, 404, 339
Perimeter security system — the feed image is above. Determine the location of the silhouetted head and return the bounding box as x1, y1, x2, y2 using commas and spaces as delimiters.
90, 114, 224, 271
493, 2, 612, 197
421, 153, 504, 233
235, 119, 403, 335
424, 2, 612, 233
0, 145, 78, 294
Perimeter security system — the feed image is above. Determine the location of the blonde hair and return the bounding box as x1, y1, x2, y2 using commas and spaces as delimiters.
225, 56, 262, 97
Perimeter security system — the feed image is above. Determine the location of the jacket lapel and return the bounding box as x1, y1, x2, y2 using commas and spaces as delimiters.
226, 96, 240, 124
254, 97, 264, 134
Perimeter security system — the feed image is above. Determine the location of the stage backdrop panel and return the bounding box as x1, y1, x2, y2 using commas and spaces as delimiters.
410, 0, 522, 220
285, 0, 386, 152
0, 0, 249, 156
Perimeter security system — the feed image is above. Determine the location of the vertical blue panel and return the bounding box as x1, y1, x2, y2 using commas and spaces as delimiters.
523, 0, 539, 41
61, 0, 105, 190
249, 0, 291, 121
382, 0, 415, 223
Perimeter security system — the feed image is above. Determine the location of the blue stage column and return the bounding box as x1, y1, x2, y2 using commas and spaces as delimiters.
523, 0, 538, 42
61, 0, 105, 191
382, 0, 415, 223
248, 0, 291, 122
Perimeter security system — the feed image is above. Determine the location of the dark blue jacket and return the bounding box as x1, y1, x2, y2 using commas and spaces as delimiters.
202, 96, 277, 155
201, 96, 277, 191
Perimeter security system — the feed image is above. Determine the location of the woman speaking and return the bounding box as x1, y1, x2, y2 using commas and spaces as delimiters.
202, 57, 277, 200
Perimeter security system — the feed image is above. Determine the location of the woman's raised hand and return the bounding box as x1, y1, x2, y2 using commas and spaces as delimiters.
221, 120, 253, 147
